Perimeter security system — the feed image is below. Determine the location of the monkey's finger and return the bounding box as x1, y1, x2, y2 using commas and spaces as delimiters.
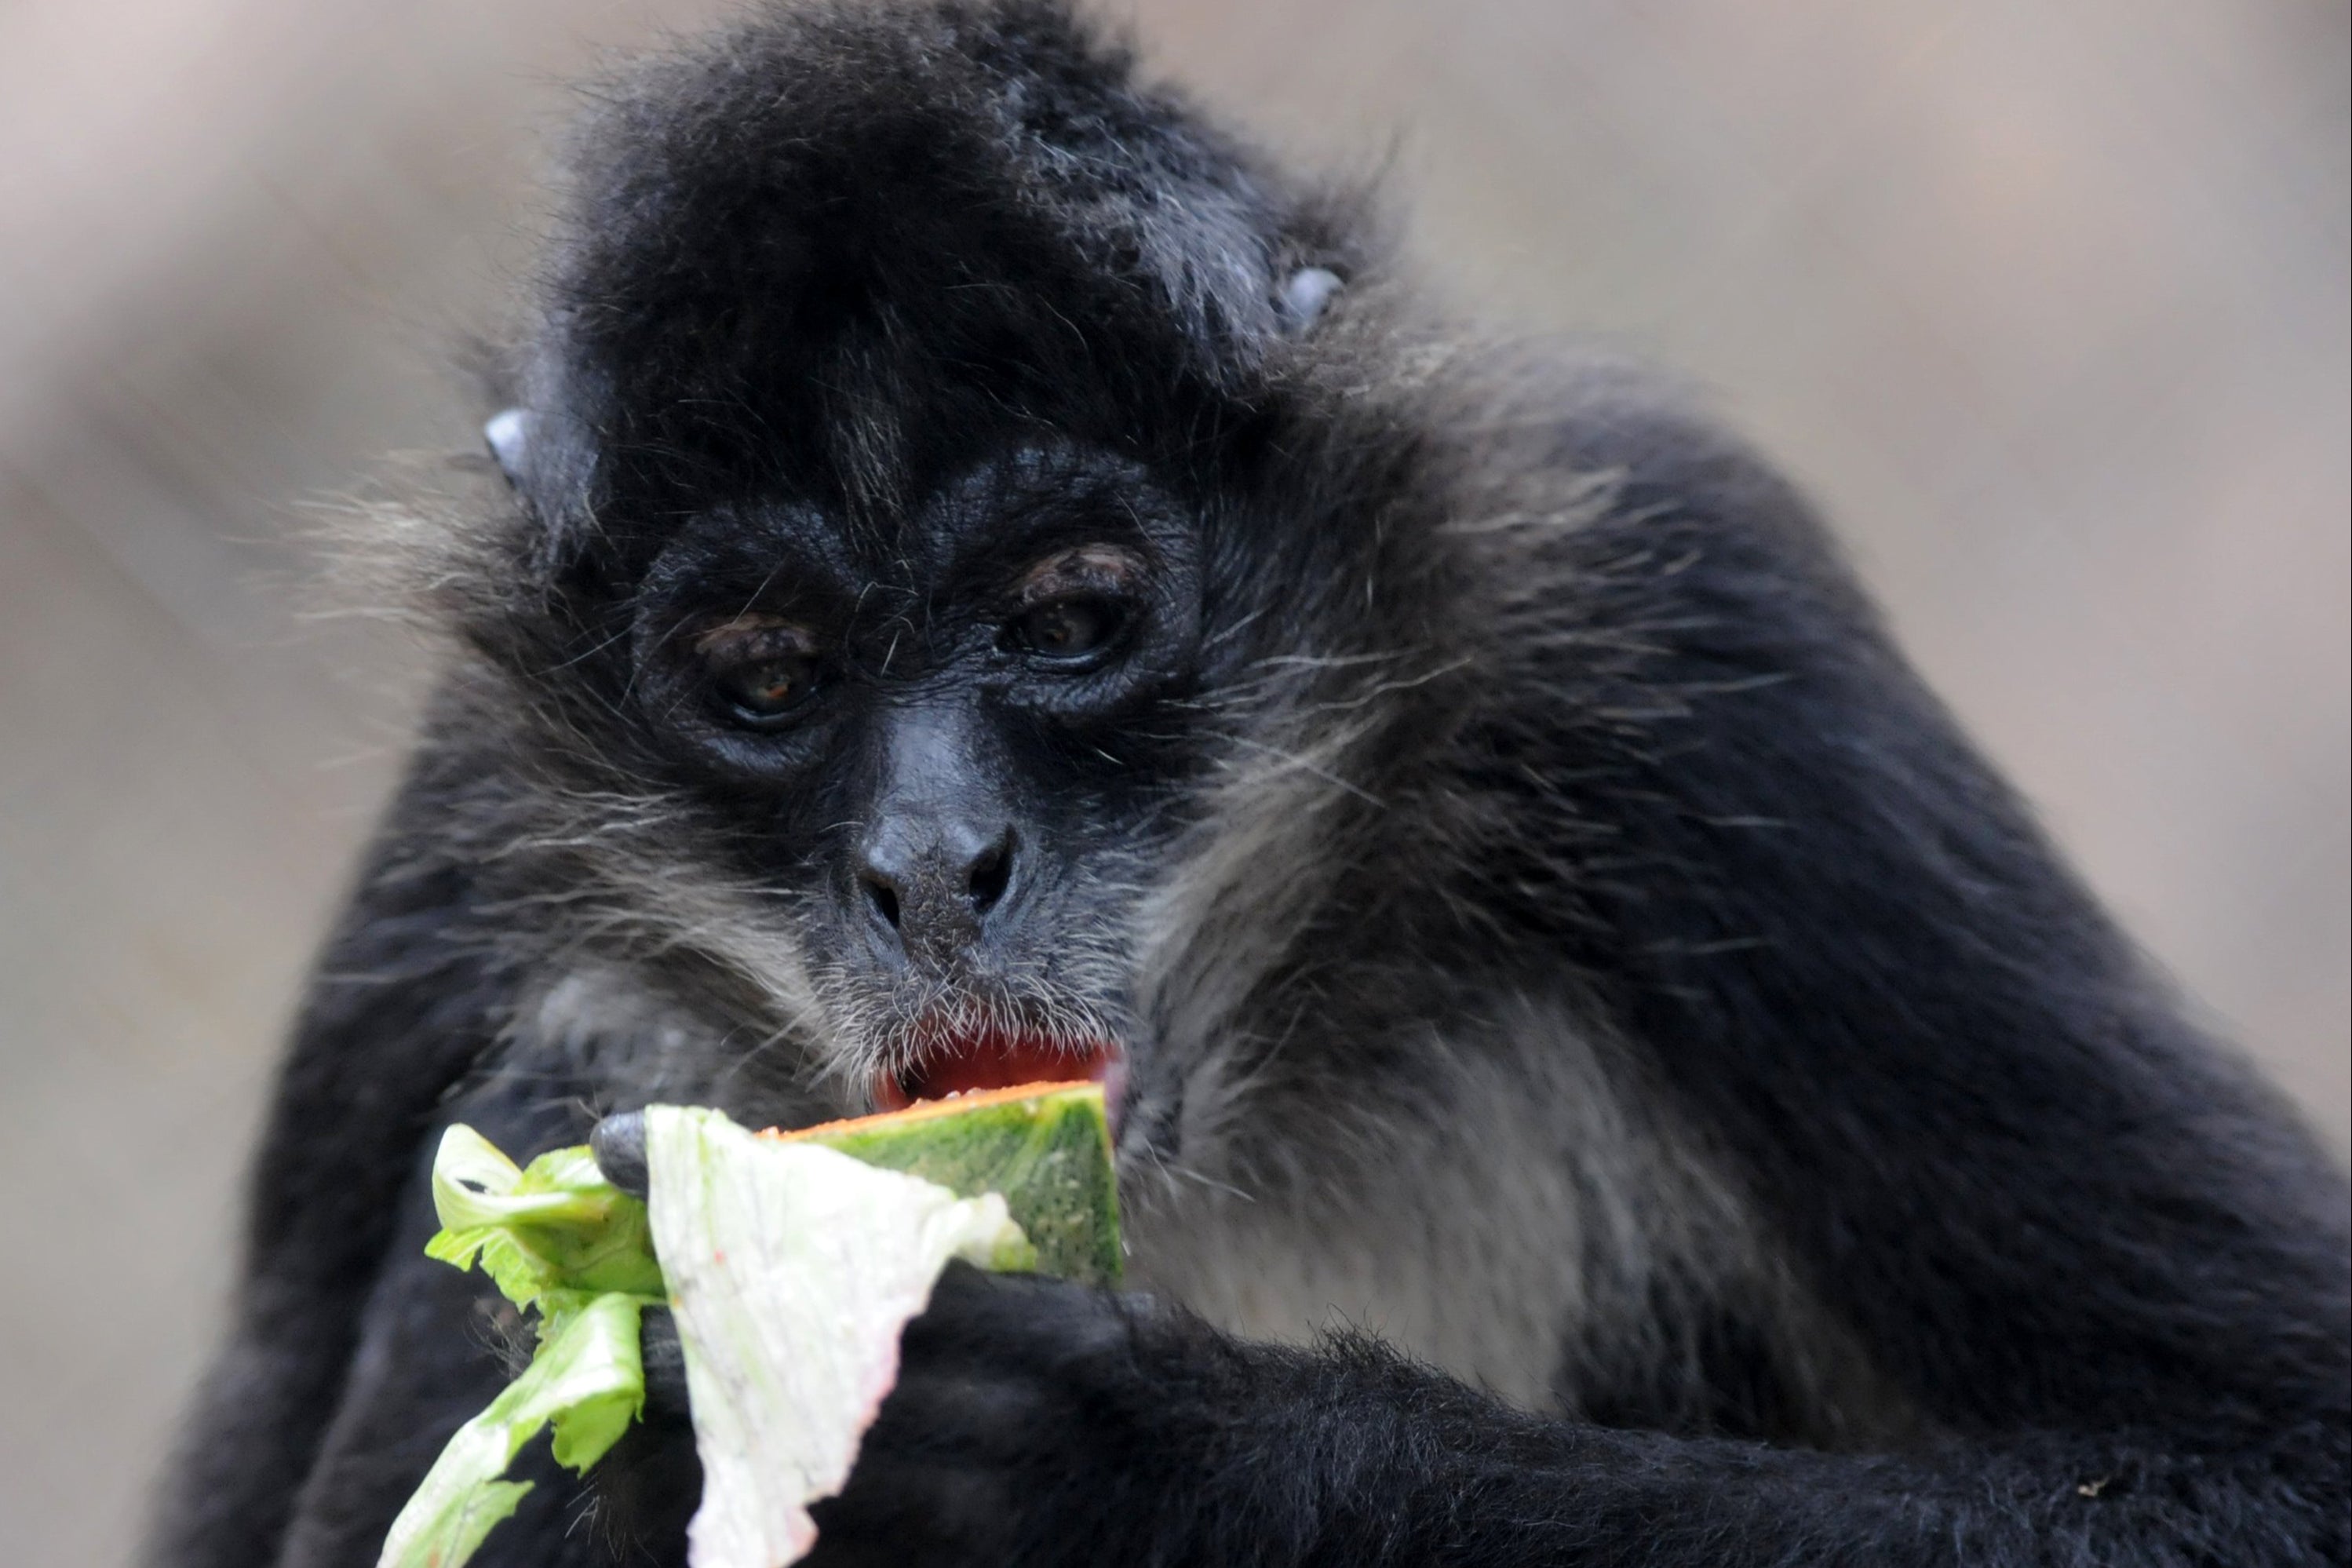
903, 1260, 1136, 1370
636, 1304, 691, 1417
589, 1110, 649, 1197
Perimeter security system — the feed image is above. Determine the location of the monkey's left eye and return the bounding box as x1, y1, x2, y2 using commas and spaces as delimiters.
1006, 596, 1125, 662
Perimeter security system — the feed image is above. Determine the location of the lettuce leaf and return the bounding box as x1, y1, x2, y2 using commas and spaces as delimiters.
643, 1106, 1032, 1568
380, 1112, 1034, 1568
375, 1291, 648, 1568
377, 1128, 663, 1568
423, 1125, 663, 1309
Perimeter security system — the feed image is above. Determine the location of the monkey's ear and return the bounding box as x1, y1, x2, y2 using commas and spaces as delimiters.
1279, 268, 1344, 334
483, 393, 603, 581
483, 407, 532, 489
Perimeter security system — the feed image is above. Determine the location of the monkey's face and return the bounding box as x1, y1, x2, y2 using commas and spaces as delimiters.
619, 443, 1215, 1129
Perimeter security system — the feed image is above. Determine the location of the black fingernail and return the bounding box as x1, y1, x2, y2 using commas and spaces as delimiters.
593, 1110, 650, 1197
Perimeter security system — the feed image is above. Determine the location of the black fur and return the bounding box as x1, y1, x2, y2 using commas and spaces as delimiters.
148, 3, 2350, 1565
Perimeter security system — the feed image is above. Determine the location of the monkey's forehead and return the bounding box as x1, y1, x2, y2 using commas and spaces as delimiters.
632, 439, 1194, 592
526, 2, 1329, 490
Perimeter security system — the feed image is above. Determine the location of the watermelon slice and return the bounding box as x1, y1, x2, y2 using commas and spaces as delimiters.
774, 1080, 1123, 1285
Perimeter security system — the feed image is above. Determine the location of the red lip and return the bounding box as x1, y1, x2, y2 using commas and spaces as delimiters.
873, 1027, 1125, 1126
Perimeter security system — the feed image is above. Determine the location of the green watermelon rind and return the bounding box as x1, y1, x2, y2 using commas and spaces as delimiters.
788, 1083, 1123, 1286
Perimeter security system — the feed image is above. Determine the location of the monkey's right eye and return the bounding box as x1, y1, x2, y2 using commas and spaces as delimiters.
714, 653, 819, 722
694, 618, 824, 728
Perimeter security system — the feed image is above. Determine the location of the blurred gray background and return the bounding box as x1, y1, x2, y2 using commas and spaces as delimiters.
1, 2, 2343, 1562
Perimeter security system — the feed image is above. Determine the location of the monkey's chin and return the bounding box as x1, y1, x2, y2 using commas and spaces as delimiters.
873, 1030, 1127, 1130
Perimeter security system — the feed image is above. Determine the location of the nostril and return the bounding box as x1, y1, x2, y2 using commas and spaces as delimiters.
967, 831, 1014, 915
863, 875, 901, 930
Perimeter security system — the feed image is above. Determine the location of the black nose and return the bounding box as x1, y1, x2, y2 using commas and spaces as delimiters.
858, 821, 1018, 957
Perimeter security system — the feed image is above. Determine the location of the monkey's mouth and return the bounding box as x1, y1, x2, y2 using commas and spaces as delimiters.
872, 1026, 1125, 1125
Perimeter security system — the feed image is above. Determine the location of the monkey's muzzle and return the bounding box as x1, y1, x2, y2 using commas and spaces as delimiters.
873, 1023, 1125, 1129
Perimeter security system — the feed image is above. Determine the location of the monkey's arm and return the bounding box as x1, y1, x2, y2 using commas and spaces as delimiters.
801, 1266, 2344, 1568
1425, 417, 2349, 1563
144, 756, 519, 1568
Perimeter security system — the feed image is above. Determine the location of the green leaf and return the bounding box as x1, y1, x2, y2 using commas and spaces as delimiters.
424, 1127, 664, 1312
377, 1292, 647, 1568
384, 1107, 1084, 1568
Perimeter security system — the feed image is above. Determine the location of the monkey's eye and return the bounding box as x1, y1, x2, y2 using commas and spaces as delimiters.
715, 653, 819, 720
695, 618, 824, 727
1007, 596, 1125, 662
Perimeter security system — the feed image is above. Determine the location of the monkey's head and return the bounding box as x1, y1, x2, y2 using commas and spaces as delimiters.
413, 1, 1461, 1159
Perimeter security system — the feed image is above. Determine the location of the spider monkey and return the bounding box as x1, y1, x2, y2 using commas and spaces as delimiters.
148, 3, 2350, 1564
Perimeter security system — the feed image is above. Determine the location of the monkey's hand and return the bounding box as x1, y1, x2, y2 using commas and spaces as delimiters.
610, 1263, 1233, 1567
802, 1260, 1213, 1566
591, 1114, 1233, 1563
